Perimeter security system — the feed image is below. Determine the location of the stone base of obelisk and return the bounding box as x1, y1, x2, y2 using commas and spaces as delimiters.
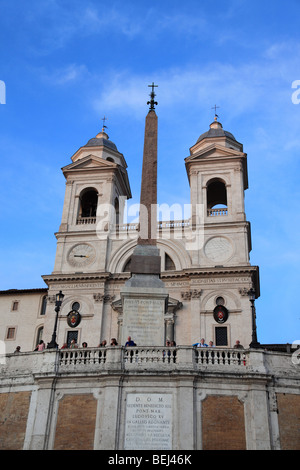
120, 245, 168, 346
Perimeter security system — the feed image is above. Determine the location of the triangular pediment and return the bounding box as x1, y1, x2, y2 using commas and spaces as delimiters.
185, 143, 246, 163
62, 154, 117, 172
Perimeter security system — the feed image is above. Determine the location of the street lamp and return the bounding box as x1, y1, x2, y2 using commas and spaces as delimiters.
248, 287, 260, 348
47, 291, 64, 349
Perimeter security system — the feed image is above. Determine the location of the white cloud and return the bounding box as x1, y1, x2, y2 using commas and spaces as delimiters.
39, 64, 90, 86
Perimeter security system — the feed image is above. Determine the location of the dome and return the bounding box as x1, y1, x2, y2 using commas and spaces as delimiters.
85, 131, 118, 152
196, 119, 236, 144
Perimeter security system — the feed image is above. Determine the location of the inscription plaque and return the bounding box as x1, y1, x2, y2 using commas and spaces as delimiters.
124, 393, 172, 450
122, 297, 165, 346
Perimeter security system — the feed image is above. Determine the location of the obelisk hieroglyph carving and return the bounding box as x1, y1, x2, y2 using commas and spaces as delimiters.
120, 84, 168, 346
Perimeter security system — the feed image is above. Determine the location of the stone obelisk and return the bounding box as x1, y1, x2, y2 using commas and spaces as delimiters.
120, 84, 168, 346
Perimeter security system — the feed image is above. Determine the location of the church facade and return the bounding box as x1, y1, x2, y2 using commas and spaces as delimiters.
0, 100, 299, 450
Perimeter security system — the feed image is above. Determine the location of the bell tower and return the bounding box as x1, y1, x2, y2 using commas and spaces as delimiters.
184, 115, 259, 348
52, 126, 131, 274
42, 125, 132, 348
185, 116, 251, 268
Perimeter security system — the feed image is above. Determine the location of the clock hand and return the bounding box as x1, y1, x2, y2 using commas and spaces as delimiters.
74, 255, 89, 258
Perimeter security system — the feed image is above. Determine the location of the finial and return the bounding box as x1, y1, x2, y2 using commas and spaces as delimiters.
211, 104, 220, 121
147, 82, 158, 111
101, 116, 108, 132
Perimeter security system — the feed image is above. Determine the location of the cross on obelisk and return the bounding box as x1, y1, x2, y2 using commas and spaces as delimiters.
147, 82, 158, 111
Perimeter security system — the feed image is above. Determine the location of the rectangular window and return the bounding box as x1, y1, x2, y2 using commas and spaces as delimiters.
67, 330, 78, 347
11, 301, 19, 311
40, 296, 47, 315
215, 326, 228, 346
6, 327, 16, 340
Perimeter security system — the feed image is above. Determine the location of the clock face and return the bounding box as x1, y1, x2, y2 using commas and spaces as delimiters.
67, 243, 96, 267
204, 237, 233, 262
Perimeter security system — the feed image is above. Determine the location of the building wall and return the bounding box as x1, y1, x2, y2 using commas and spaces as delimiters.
0, 290, 47, 354
0, 347, 299, 450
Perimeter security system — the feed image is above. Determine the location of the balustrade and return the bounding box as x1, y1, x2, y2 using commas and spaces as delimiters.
59, 348, 106, 365
195, 348, 246, 366
207, 208, 228, 216
76, 216, 96, 225
124, 347, 177, 364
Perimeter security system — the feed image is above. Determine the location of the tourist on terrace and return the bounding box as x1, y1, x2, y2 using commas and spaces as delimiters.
193, 338, 208, 347
125, 336, 136, 346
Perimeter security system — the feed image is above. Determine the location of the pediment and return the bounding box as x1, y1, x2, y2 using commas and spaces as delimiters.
62, 154, 116, 172
186, 143, 245, 163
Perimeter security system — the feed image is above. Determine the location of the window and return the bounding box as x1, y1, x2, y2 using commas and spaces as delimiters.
72, 302, 80, 312
114, 197, 120, 225
79, 189, 98, 218
67, 330, 78, 347
216, 296, 225, 306
35, 326, 44, 348
165, 253, 175, 271
123, 257, 131, 272
40, 295, 47, 315
215, 326, 228, 346
6, 327, 16, 340
207, 179, 228, 216
11, 301, 19, 311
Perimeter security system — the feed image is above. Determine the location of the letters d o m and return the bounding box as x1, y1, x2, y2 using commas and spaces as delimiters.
0, 80, 6, 104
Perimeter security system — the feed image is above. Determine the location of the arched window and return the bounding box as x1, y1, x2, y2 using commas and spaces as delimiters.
77, 188, 98, 224
80, 189, 98, 217
207, 179, 228, 216
165, 253, 175, 271
123, 257, 131, 272
35, 326, 44, 348
114, 197, 120, 226
40, 295, 47, 315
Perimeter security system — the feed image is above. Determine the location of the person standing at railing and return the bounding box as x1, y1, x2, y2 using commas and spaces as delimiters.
125, 336, 136, 346
69, 339, 78, 349
193, 338, 208, 347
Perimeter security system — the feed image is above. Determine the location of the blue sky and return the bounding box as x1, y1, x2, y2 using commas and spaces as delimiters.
0, 0, 300, 344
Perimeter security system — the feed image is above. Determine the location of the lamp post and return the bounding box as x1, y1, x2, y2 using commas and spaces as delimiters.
47, 290, 64, 349
248, 287, 260, 348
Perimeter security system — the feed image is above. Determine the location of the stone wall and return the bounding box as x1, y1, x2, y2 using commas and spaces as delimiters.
0, 347, 299, 450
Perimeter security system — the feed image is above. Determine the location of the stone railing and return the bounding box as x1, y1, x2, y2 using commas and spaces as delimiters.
123, 346, 178, 365
116, 220, 190, 232
76, 216, 97, 225
207, 208, 228, 216
1, 346, 299, 380
195, 348, 246, 366
59, 348, 107, 366
0, 347, 252, 378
